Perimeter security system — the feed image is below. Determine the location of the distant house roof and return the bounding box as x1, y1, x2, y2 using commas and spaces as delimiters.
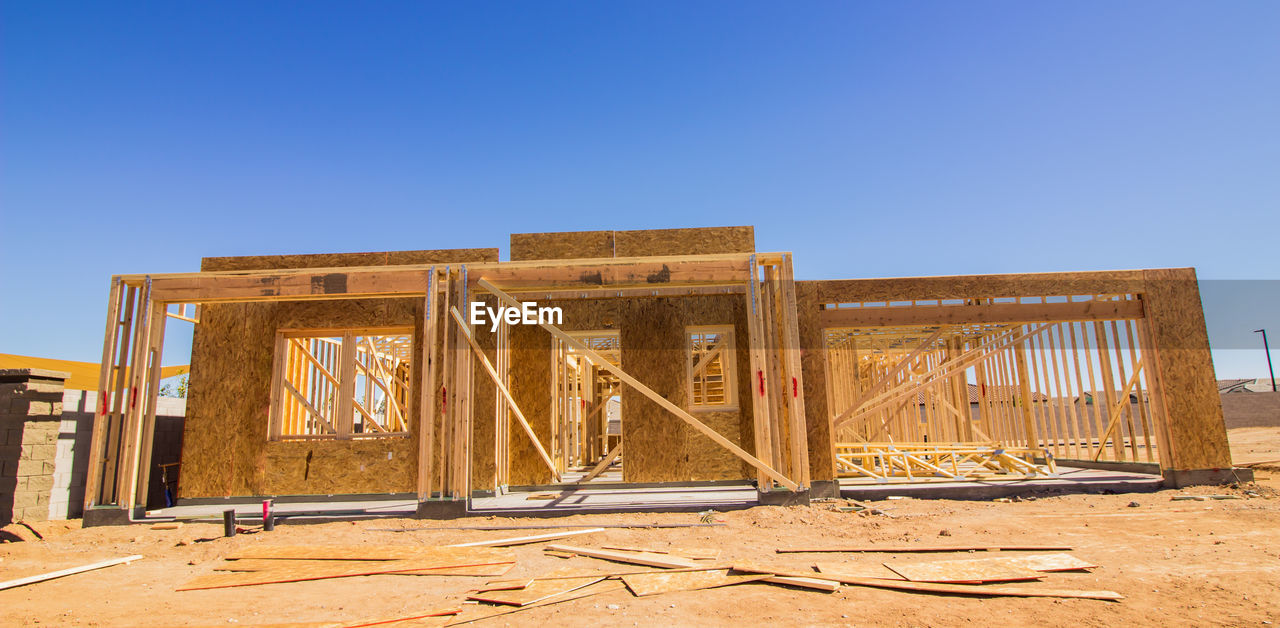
916, 384, 1047, 405
1218, 378, 1277, 393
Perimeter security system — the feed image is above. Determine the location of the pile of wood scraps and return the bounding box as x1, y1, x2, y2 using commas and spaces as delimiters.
765, 544, 1121, 601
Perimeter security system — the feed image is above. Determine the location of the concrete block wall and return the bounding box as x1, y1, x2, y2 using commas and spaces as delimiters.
52, 390, 187, 518
1, 369, 69, 523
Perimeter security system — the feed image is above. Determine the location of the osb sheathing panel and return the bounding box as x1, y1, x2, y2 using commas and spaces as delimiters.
180, 298, 423, 498
505, 299, 621, 486
469, 294, 498, 491
613, 226, 755, 257
795, 282, 835, 482
617, 296, 753, 483
1141, 268, 1232, 470
200, 248, 499, 272
509, 226, 755, 262
500, 295, 753, 485
509, 231, 615, 261
812, 270, 1147, 305
263, 438, 415, 495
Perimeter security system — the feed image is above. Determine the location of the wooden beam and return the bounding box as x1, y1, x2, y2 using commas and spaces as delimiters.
819, 299, 1144, 329
143, 254, 760, 304
578, 441, 623, 483
479, 278, 799, 492
0, 555, 143, 591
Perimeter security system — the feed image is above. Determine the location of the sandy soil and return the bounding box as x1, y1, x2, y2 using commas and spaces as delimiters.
2, 429, 1278, 627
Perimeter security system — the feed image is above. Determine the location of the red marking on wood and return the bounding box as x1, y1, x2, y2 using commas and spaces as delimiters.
758, 371, 765, 396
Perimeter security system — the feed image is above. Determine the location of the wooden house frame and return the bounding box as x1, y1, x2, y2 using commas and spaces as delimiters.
81, 227, 1238, 523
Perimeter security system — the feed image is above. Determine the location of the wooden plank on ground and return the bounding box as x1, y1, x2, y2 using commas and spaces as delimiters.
810, 566, 1122, 600
621, 569, 772, 596
0, 555, 143, 591
180, 558, 514, 591
448, 580, 628, 626
466, 569, 606, 606
726, 562, 841, 593
601, 545, 721, 561
882, 558, 1044, 583
226, 545, 515, 562
446, 527, 604, 548
214, 560, 515, 577
544, 544, 702, 569
776, 545, 1072, 553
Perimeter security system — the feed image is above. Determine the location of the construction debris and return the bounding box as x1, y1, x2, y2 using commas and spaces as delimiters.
0, 555, 143, 591
776, 545, 1074, 553
445, 527, 604, 547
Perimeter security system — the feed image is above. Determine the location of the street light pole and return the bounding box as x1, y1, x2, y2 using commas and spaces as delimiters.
1255, 329, 1277, 392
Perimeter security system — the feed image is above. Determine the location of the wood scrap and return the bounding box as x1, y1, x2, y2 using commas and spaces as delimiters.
810, 565, 1123, 601
726, 562, 841, 592
150, 522, 183, 530
445, 527, 603, 548
214, 559, 515, 577
601, 545, 721, 561
544, 544, 702, 569
226, 545, 515, 563
344, 608, 459, 627
465, 568, 605, 606
778, 542, 1070, 552
373, 523, 725, 532
621, 568, 772, 596
0, 554, 143, 591
180, 557, 513, 591
881, 558, 1043, 583
448, 580, 628, 625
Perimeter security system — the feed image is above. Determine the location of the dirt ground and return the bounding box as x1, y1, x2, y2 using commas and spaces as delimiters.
2, 428, 1278, 627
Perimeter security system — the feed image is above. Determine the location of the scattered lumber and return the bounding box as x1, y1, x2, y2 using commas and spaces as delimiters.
546, 545, 838, 593
346, 608, 459, 628
449, 580, 628, 625
466, 568, 606, 606
373, 523, 725, 532
226, 545, 515, 562
0, 555, 143, 591
622, 568, 772, 596
600, 545, 721, 561
808, 565, 1122, 600
544, 544, 702, 569
214, 559, 514, 577
180, 559, 516, 591
881, 559, 1042, 584
445, 527, 603, 548
181, 546, 518, 590
776, 545, 1073, 553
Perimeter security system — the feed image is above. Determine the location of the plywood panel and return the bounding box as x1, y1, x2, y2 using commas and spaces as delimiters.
507, 299, 619, 485
613, 226, 754, 257
618, 295, 751, 483
509, 231, 614, 261
795, 282, 834, 482
200, 248, 499, 272
1142, 268, 1232, 471
180, 298, 422, 498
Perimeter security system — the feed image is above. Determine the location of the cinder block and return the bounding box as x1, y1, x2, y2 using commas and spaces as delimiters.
30, 444, 57, 461
26, 475, 53, 492
12, 490, 41, 510
11, 400, 54, 416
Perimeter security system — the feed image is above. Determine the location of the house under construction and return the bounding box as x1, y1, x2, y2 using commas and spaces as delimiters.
80, 226, 1239, 523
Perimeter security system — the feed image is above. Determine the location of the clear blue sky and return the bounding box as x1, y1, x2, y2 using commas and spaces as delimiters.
2, 2, 1277, 377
